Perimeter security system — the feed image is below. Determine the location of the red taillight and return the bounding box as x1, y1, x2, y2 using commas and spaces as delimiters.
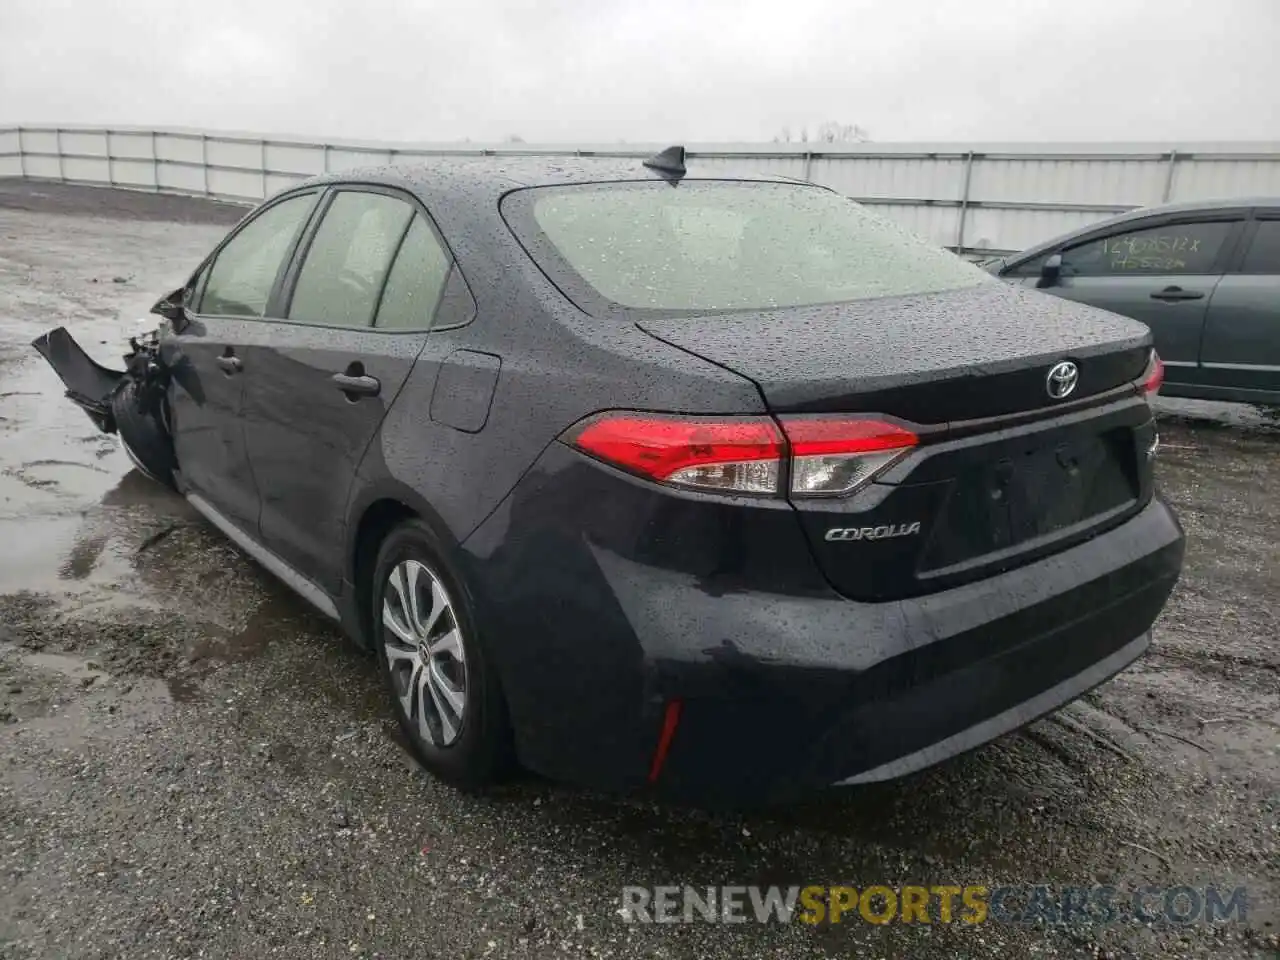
568, 412, 921, 497
569, 414, 784, 494
779, 416, 919, 497
780, 417, 919, 456
1141, 351, 1164, 396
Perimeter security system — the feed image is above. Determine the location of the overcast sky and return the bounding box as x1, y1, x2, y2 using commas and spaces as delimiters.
2, 0, 1277, 144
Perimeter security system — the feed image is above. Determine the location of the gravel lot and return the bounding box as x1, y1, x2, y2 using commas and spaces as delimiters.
0, 180, 1276, 960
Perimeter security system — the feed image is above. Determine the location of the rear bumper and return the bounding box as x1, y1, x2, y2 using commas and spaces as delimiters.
833, 632, 1147, 785
464, 445, 1184, 806
619, 497, 1178, 805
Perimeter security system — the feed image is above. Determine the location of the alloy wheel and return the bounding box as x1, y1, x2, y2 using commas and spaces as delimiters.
381, 559, 468, 747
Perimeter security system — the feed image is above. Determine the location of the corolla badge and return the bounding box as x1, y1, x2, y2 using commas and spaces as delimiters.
1046, 360, 1079, 400
825, 522, 922, 542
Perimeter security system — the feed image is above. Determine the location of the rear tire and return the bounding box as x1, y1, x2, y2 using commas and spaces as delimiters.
111, 379, 177, 489
372, 519, 511, 789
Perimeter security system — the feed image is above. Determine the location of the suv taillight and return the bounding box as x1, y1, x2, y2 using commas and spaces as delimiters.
566, 413, 918, 497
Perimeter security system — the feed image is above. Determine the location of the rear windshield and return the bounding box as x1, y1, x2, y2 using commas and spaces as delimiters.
502, 180, 988, 318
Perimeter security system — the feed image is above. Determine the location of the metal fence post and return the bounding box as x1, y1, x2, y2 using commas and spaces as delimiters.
323, 143, 331, 174
260, 139, 268, 199
201, 135, 210, 196
106, 128, 115, 186
151, 130, 158, 190
1161, 149, 1179, 202
955, 151, 975, 254
55, 128, 65, 181
803, 151, 814, 182
16, 127, 25, 177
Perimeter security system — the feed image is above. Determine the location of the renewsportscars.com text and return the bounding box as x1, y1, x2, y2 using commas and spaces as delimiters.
619, 884, 1248, 927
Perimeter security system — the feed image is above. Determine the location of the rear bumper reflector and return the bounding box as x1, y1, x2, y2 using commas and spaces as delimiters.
647, 700, 683, 783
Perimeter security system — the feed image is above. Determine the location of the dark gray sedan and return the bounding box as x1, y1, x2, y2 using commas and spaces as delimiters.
32, 151, 1184, 804
986, 198, 1280, 406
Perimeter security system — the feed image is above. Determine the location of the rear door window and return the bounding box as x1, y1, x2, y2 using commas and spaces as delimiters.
199, 193, 316, 317
1238, 219, 1280, 274
374, 215, 452, 330
288, 191, 415, 328
1061, 221, 1234, 277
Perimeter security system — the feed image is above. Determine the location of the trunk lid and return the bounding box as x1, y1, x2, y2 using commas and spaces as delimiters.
637, 282, 1151, 421
639, 283, 1157, 601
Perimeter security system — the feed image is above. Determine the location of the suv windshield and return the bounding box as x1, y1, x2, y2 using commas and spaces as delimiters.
503, 180, 988, 317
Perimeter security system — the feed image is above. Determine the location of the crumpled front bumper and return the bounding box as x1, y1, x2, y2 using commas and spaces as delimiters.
31, 327, 126, 433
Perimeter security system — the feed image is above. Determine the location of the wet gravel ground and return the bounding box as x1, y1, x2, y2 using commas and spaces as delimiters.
0, 180, 1276, 959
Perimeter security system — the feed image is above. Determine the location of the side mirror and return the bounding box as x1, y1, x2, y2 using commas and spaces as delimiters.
1036, 253, 1063, 289
150, 287, 188, 330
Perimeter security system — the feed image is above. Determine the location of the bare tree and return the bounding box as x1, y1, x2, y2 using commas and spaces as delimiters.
773, 121, 870, 144
815, 121, 871, 144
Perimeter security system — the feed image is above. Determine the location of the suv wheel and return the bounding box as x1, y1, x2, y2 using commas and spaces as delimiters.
372, 519, 510, 787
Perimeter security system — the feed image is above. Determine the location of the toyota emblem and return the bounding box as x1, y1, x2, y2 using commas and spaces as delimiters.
1046, 361, 1079, 400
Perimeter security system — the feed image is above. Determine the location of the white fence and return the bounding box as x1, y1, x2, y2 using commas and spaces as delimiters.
3, 125, 1280, 255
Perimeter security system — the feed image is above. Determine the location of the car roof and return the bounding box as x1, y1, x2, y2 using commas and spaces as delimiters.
1008, 195, 1280, 264
293, 154, 802, 209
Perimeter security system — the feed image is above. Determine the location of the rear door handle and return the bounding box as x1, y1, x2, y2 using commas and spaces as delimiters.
216, 355, 242, 374
1150, 286, 1205, 302
331, 373, 381, 397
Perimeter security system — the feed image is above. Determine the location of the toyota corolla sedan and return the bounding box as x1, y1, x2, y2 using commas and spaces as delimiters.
34, 148, 1184, 805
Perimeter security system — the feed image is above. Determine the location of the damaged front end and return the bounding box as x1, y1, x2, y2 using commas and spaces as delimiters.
31, 325, 168, 433
32, 293, 180, 486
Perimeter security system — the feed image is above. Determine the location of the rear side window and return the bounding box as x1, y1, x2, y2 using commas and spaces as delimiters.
289, 191, 414, 328
1061, 221, 1233, 277
1239, 220, 1280, 274
503, 181, 988, 317
375, 215, 452, 330
200, 193, 315, 317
